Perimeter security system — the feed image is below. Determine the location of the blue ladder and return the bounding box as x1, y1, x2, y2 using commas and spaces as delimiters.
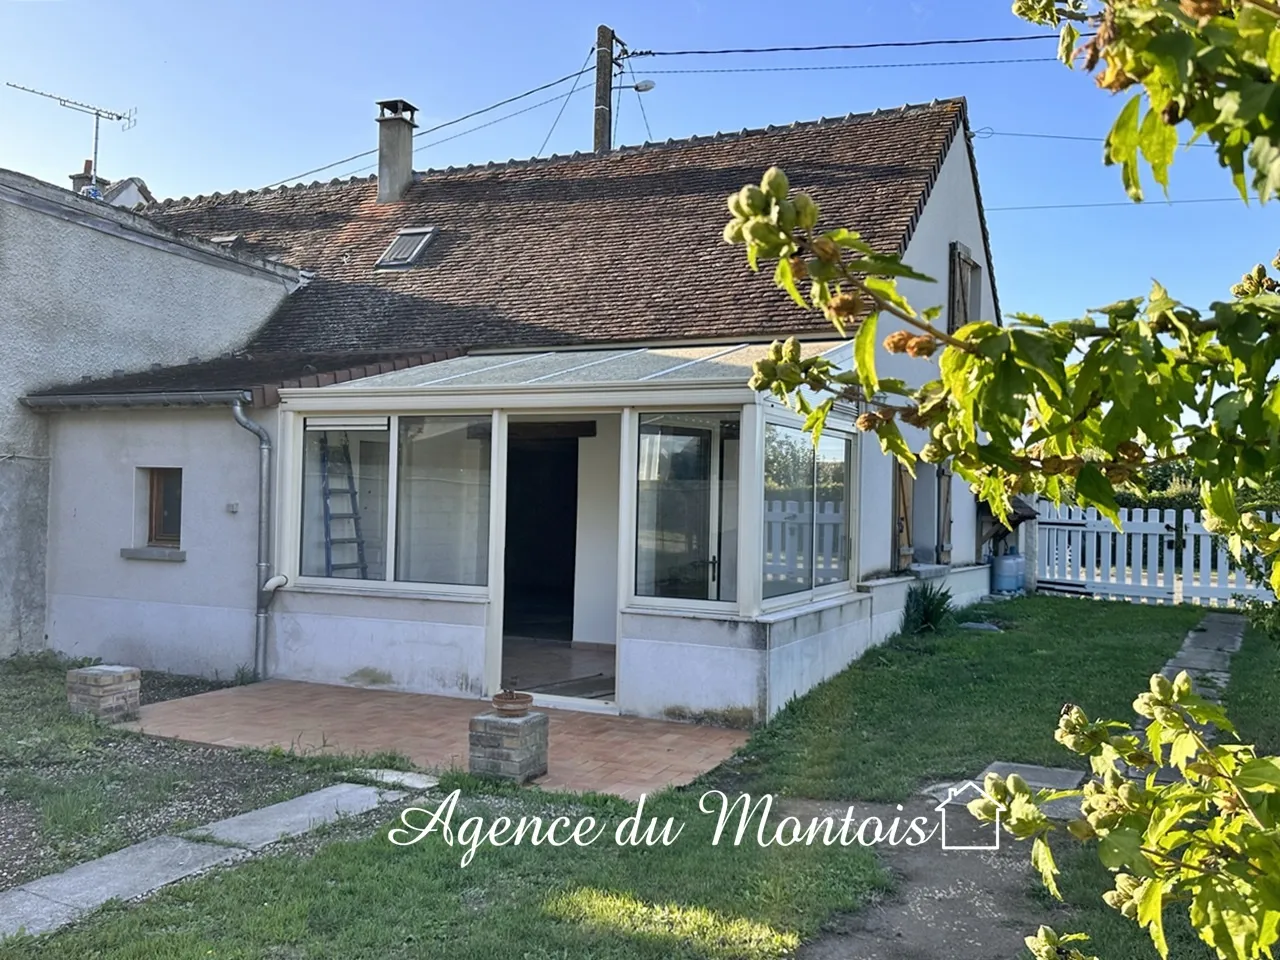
318, 434, 368, 578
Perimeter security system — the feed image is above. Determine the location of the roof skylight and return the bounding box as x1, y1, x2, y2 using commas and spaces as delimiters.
376, 226, 437, 269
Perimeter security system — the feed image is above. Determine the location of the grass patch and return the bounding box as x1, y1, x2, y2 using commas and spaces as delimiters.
1029, 841, 1214, 960
1226, 625, 1280, 756
0, 782, 889, 959
718, 595, 1203, 801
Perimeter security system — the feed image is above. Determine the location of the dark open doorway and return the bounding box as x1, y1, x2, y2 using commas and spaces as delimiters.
501, 421, 615, 700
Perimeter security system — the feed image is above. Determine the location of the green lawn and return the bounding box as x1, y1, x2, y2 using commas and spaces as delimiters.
718, 595, 1203, 801
1013, 617, 1280, 960
0, 775, 888, 959
0, 595, 1214, 958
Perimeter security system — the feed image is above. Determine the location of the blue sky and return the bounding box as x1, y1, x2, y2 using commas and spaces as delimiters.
1, 0, 1273, 323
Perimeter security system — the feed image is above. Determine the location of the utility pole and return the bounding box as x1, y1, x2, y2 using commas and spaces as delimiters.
593, 24, 615, 153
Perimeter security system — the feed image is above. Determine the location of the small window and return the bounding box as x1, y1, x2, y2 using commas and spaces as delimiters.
148, 468, 182, 546
947, 241, 982, 334
375, 227, 437, 269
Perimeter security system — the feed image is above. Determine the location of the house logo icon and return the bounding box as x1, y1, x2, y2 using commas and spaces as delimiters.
933, 780, 1006, 851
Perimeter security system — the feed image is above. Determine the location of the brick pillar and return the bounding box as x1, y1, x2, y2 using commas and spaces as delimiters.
66, 665, 141, 721
468, 711, 549, 783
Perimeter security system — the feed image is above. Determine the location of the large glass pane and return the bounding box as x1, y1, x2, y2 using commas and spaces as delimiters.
635, 413, 739, 601
814, 434, 851, 586
763, 423, 815, 598
395, 416, 491, 586
301, 427, 390, 579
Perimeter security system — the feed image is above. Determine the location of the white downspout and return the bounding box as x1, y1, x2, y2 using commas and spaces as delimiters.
231, 399, 287, 678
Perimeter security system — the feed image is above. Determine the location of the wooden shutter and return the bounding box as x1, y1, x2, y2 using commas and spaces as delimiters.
948, 242, 974, 334
894, 461, 914, 571
936, 463, 953, 565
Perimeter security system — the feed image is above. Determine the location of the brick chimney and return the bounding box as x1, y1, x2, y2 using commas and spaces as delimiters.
69, 159, 110, 195
376, 99, 417, 204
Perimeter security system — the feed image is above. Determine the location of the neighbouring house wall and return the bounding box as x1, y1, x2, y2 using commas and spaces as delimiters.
0, 171, 292, 656
857, 137, 997, 580
573, 415, 620, 646
269, 590, 487, 696
44, 408, 268, 676
616, 612, 766, 721
765, 593, 873, 715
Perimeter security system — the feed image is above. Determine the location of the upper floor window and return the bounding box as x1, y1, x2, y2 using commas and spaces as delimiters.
147, 468, 182, 547
375, 227, 437, 269
948, 241, 982, 333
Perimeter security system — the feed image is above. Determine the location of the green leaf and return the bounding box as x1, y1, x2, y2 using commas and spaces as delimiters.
1058, 21, 1080, 65
1099, 826, 1149, 873
1107, 94, 1145, 202
1075, 463, 1120, 526
1032, 836, 1061, 900
1139, 105, 1178, 195
1269, 29, 1280, 78
855, 312, 879, 396
1137, 878, 1169, 959
863, 276, 917, 318
856, 254, 935, 282
874, 419, 916, 476
1238, 758, 1280, 793
773, 257, 808, 309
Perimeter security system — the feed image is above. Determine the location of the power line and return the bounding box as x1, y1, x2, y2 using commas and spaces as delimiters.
538, 47, 596, 158
973, 127, 1213, 148
627, 59, 653, 142
347, 86, 593, 176
265, 63, 596, 187
988, 197, 1242, 212
643, 57, 1058, 75
627, 33, 1067, 57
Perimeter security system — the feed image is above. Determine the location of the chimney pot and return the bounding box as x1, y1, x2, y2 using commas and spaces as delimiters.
375, 98, 418, 204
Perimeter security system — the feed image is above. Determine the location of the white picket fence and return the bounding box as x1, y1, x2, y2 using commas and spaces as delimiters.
764, 500, 847, 585
1035, 503, 1274, 606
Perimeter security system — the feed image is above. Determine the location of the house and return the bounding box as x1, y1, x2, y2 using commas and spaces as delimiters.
934, 781, 1005, 851
0, 168, 299, 657
22, 96, 1000, 722
68, 159, 157, 209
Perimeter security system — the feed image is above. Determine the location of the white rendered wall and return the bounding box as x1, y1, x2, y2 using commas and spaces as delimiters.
1, 172, 291, 655
573, 415, 621, 645
856, 137, 996, 580
765, 593, 873, 716
44, 408, 269, 677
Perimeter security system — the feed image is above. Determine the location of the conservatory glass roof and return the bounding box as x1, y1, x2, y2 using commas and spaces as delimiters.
328, 341, 850, 391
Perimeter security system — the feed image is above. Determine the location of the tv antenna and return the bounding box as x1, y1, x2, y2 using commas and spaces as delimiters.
5, 83, 137, 197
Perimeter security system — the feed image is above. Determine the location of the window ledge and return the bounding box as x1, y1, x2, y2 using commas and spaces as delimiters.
121, 546, 186, 563
285, 579, 489, 603
756, 589, 868, 623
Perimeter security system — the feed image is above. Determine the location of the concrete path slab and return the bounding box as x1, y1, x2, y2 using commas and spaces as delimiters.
20, 836, 243, 911
195, 783, 403, 851
356, 768, 438, 791
1167, 647, 1233, 672
978, 762, 1084, 791
0, 889, 83, 940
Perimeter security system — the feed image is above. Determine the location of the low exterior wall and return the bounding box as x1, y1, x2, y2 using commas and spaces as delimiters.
616, 611, 765, 723
269, 589, 487, 697
763, 593, 873, 716
945, 564, 991, 608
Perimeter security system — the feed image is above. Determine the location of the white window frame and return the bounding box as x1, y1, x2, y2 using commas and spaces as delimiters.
758, 406, 859, 615
621, 406, 749, 618
284, 410, 492, 600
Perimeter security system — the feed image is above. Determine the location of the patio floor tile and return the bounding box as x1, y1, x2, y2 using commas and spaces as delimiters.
122, 680, 747, 800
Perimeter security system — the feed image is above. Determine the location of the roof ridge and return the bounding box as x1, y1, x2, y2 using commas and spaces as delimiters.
147, 97, 966, 208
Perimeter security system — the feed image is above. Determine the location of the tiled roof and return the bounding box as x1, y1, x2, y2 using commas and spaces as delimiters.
145, 99, 969, 355
30, 98, 984, 403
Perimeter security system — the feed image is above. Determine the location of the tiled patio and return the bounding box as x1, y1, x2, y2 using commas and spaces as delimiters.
121, 680, 748, 800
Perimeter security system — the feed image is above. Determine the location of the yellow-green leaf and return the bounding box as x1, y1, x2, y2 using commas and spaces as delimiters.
855, 312, 879, 396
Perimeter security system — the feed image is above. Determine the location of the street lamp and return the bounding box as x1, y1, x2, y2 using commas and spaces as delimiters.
612, 79, 656, 92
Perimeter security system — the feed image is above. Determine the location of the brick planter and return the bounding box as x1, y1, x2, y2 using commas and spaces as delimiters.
66, 665, 141, 721
468, 711, 548, 783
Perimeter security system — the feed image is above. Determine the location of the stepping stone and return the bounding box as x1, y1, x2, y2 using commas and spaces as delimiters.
919, 781, 960, 803
0, 889, 83, 940
1040, 795, 1084, 821
979, 762, 1085, 792
195, 783, 404, 851
356, 768, 439, 791
4, 836, 243, 939
1167, 648, 1233, 672
1183, 632, 1243, 653
959, 622, 1003, 632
